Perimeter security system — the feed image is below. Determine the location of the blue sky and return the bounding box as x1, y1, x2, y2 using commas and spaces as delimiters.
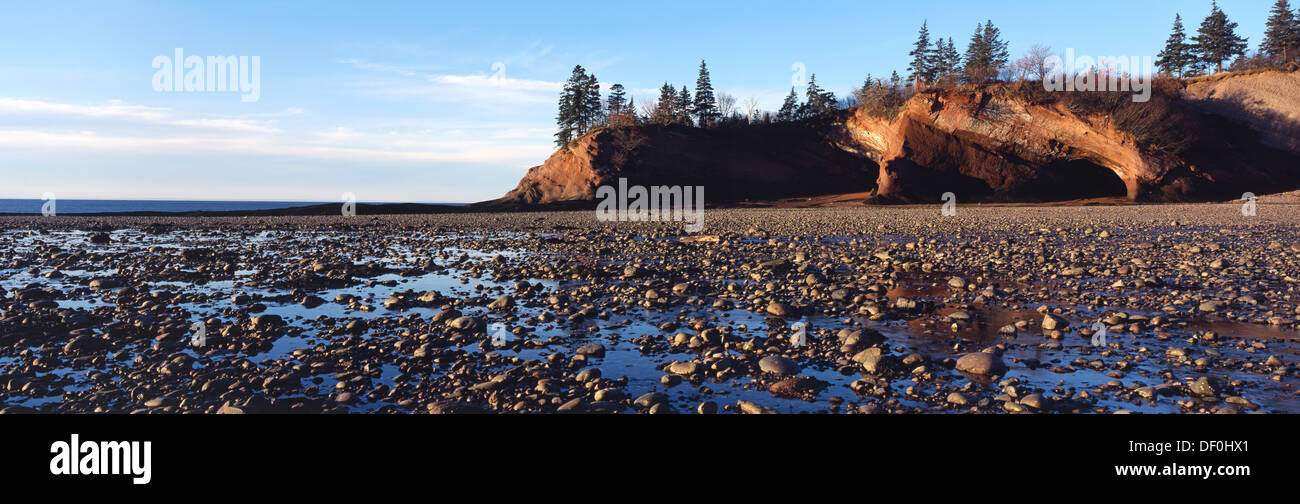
0, 0, 1281, 202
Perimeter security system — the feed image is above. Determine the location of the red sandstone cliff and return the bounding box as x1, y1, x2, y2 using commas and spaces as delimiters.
482, 69, 1300, 206
482, 122, 878, 206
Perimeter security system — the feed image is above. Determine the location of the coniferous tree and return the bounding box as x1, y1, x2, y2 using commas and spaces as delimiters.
1262, 0, 1299, 61
819, 88, 838, 114
983, 21, 1010, 77
676, 86, 693, 125
554, 65, 589, 147
582, 73, 603, 129
907, 21, 934, 84
963, 23, 989, 81
925, 37, 943, 80
934, 37, 961, 78
802, 74, 835, 117
929, 38, 946, 77
889, 70, 901, 90
606, 83, 633, 127
652, 82, 677, 125
1157, 14, 1200, 77
777, 88, 799, 122
625, 97, 638, 124
1194, 1, 1249, 73
948, 38, 964, 75
606, 83, 627, 116
693, 60, 719, 127
963, 20, 1009, 82
929, 38, 955, 77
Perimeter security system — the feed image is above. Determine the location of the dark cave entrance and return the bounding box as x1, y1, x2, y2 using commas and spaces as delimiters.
1017, 159, 1129, 201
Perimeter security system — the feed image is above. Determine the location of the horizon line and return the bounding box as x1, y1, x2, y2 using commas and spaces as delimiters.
0, 196, 473, 204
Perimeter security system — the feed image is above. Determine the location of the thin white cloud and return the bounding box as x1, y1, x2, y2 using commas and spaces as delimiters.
317, 126, 357, 141
169, 118, 280, 133
0, 129, 552, 165
339, 58, 564, 107
0, 98, 168, 122
0, 97, 281, 133
431, 73, 562, 93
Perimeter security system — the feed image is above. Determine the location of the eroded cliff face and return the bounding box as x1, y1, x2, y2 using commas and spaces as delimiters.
484, 69, 1300, 206
847, 69, 1300, 202
484, 123, 879, 206
844, 90, 1168, 202
1185, 69, 1300, 154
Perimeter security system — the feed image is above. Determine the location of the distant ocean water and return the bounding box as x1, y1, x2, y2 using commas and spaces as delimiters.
0, 199, 465, 214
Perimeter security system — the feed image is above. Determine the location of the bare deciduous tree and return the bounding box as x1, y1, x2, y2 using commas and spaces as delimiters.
716, 92, 737, 120
1013, 44, 1053, 81
743, 96, 759, 123
639, 100, 659, 123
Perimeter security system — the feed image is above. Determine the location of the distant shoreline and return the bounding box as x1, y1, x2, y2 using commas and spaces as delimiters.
0, 199, 470, 217
0, 202, 471, 217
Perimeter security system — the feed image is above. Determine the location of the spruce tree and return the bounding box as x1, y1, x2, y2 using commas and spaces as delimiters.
693, 60, 719, 127
803, 74, 829, 117
963, 23, 988, 81
606, 83, 627, 116
582, 73, 603, 130
1156, 14, 1197, 77
606, 83, 629, 126
819, 87, 837, 113
653, 83, 677, 125
907, 21, 934, 84
676, 86, 692, 125
777, 88, 799, 122
930, 38, 951, 76
934, 38, 961, 77
982, 21, 1010, 77
1262, 0, 1299, 61
963, 21, 1008, 82
554, 65, 588, 147
949, 38, 964, 74
930, 38, 947, 77
1194, 1, 1249, 73
933, 37, 960, 77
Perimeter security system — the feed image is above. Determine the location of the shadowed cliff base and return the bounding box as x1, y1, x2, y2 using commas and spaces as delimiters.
477, 120, 879, 208
481, 69, 1300, 208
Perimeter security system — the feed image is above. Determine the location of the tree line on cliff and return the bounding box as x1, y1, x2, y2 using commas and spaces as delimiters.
554, 0, 1300, 147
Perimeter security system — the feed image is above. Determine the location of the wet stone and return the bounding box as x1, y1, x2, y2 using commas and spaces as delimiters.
955, 352, 1006, 376
758, 355, 800, 376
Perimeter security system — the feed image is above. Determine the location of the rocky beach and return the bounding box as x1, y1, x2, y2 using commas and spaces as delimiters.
3, 194, 1298, 415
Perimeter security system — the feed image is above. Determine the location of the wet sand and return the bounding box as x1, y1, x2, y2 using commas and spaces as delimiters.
1, 199, 1298, 414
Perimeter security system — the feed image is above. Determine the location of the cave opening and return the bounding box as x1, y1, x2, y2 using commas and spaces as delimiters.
1018, 159, 1129, 201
